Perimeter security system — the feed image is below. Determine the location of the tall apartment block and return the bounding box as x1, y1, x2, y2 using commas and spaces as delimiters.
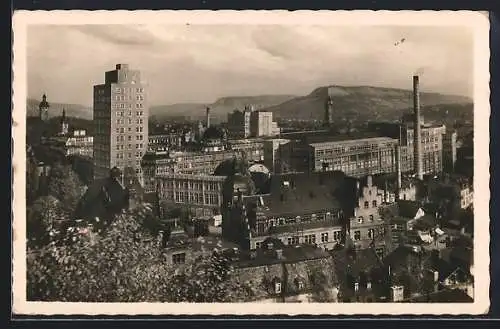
93, 64, 148, 183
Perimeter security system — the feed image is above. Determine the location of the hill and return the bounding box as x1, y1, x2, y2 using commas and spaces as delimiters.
150, 95, 297, 122
263, 85, 473, 122
27, 98, 92, 120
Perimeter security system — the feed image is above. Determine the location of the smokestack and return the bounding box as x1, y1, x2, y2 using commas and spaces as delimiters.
206, 107, 211, 128
396, 145, 402, 196
413, 75, 423, 180
325, 96, 333, 126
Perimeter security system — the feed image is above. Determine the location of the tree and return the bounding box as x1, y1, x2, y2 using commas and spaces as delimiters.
47, 163, 85, 212
27, 204, 248, 302
27, 195, 68, 248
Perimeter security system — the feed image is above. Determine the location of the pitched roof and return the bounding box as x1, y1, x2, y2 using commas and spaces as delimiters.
256, 172, 346, 217
74, 176, 128, 220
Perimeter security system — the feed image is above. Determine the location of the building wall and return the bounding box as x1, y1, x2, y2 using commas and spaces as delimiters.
250, 111, 274, 137
93, 64, 148, 183
65, 134, 94, 158
311, 138, 398, 177
172, 150, 242, 175
157, 174, 226, 217
263, 139, 290, 174
443, 131, 458, 173
460, 187, 474, 209
349, 176, 388, 253
229, 139, 264, 163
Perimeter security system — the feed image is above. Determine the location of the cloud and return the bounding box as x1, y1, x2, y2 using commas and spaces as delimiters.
27, 25, 473, 106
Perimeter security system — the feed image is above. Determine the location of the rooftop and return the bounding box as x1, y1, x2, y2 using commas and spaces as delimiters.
233, 243, 331, 268
410, 288, 473, 303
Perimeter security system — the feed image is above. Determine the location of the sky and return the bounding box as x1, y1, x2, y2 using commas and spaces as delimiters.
27, 25, 473, 106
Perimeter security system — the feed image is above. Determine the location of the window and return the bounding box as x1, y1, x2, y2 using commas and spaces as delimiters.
172, 253, 186, 264
321, 232, 329, 243
305, 234, 316, 244
358, 216, 364, 224
288, 236, 299, 245
369, 215, 374, 222
368, 229, 375, 239
354, 231, 361, 241
364, 201, 369, 209
275, 282, 282, 294
333, 231, 341, 241
255, 241, 262, 249
372, 200, 377, 208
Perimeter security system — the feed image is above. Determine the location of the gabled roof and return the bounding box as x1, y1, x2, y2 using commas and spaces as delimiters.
74, 176, 129, 221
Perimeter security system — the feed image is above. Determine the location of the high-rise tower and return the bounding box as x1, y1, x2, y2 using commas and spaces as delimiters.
93, 64, 148, 183
325, 96, 334, 126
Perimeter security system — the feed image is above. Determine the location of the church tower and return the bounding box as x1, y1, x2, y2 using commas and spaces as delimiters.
39, 94, 50, 122
60, 108, 69, 135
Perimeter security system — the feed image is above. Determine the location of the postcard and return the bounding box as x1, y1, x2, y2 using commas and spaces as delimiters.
12, 10, 490, 315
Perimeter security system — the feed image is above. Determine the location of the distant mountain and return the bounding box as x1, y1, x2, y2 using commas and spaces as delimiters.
263, 85, 473, 122
150, 95, 297, 121
26, 98, 92, 120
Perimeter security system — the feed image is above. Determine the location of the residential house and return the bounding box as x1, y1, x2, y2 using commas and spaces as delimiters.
233, 238, 337, 303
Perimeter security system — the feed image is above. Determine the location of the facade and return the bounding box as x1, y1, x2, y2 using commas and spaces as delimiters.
250, 111, 275, 137
459, 185, 474, 209
148, 133, 183, 151
348, 176, 392, 257
65, 129, 94, 158
223, 171, 347, 251
263, 138, 290, 174
368, 121, 446, 175
278, 135, 398, 177
170, 150, 242, 175
93, 64, 148, 183
157, 173, 226, 217
233, 242, 337, 302
141, 149, 176, 193
443, 130, 458, 173
228, 138, 265, 163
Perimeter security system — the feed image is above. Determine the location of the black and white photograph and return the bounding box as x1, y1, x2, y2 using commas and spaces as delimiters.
12, 10, 490, 315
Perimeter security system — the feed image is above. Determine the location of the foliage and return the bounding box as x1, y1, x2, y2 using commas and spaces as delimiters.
47, 163, 85, 212
27, 204, 248, 302
27, 195, 69, 248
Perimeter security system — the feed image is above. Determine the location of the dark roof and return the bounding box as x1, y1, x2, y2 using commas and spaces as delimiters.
397, 200, 421, 218
413, 214, 438, 231
383, 246, 424, 271
301, 131, 388, 145
332, 248, 382, 279
255, 172, 346, 217
234, 244, 331, 268
74, 176, 128, 220
410, 288, 473, 302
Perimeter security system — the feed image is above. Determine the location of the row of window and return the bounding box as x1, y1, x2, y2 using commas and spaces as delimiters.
116, 118, 145, 125
363, 200, 378, 209
255, 231, 341, 248
160, 181, 221, 191
116, 134, 145, 142
113, 103, 145, 109
114, 94, 145, 101
115, 152, 143, 159
116, 143, 144, 150
115, 87, 144, 94
167, 192, 219, 205
353, 227, 386, 241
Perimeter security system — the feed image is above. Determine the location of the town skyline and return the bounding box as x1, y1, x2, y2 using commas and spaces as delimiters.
28, 25, 473, 106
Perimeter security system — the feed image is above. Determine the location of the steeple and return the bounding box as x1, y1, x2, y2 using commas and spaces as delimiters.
60, 108, 69, 135
39, 93, 50, 122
